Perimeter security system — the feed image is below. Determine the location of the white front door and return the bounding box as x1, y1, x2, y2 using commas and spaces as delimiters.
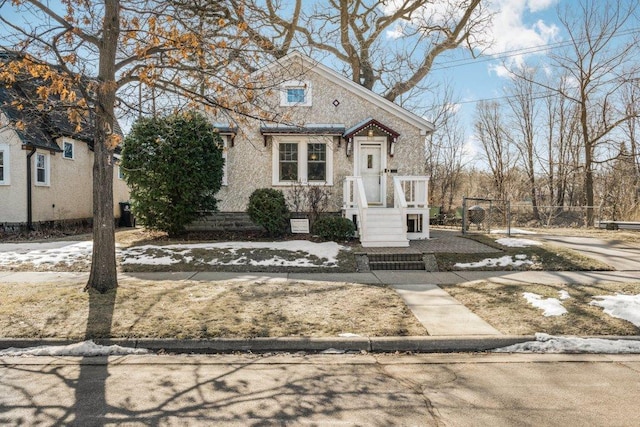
357, 141, 385, 205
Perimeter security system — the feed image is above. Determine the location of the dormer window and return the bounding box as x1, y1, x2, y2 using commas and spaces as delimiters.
280, 81, 312, 107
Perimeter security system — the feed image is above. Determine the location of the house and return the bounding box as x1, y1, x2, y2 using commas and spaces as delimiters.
204, 52, 434, 247
0, 61, 130, 232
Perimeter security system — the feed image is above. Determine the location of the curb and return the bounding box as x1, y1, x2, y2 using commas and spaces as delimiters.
0, 336, 537, 354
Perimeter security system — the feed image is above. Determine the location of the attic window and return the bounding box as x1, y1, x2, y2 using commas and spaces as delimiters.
280, 81, 312, 107
63, 141, 74, 159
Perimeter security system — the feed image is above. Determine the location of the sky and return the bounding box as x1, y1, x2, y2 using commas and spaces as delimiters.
424, 0, 565, 158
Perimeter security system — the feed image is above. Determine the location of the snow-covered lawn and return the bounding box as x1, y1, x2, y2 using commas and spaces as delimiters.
494, 333, 640, 354
0, 240, 349, 269
455, 254, 533, 268
0, 241, 93, 266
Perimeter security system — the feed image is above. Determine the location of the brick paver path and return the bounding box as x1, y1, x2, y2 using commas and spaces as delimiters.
361, 228, 497, 254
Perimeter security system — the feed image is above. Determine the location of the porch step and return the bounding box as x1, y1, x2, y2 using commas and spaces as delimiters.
368, 253, 425, 270
359, 208, 409, 248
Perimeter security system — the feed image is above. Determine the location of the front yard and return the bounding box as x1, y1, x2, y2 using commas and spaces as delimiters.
0, 277, 426, 339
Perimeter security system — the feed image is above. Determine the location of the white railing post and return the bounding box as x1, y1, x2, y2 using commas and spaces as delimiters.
342, 176, 368, 239
395, 176, 429, 239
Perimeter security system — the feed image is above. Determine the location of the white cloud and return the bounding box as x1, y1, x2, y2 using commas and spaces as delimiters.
484, 0, 560, 77
386, 24, 405, 40
527, 0, 558, 13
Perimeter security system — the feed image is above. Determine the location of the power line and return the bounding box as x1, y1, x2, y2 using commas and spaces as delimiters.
429, 27, 640, 72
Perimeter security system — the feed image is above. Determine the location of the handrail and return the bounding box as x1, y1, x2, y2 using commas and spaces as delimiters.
353, 176, 368, 237
343, 176, 369, 237
393, 177, 408, 237
393, 177, 408, 209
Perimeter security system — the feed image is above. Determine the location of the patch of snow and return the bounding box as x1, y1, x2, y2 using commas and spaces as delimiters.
558, 290, 571, 300
320, 348, 346, 354
494, 333, 640, 354
491, 228, 537, 235
590, 294, 640, 327
0, 340, 149, 357
0, 241, 93, 266
523, 292, 567, 316
496, 238, 542, 248
455, 255, 533, 268
338, 333, 362, 337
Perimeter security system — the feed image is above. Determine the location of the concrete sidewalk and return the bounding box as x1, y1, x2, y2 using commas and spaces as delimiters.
2, 269, 638, 342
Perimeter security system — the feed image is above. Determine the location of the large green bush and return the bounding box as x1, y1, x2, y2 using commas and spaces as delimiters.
312, 215, 356, 241
121, 111, 224, 236
247, 188, 289, 236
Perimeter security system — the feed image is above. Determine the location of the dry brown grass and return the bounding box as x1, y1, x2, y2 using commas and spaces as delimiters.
442, 281, 640, 336
0, 278, 426, 339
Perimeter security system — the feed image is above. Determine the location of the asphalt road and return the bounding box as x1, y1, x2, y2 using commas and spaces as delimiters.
1, 353, 639, 426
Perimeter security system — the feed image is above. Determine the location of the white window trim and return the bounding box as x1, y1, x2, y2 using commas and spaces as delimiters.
34, 152, 50, 186
280, 80, 312, 107
271, 136, 333, 186
0, 144, 9, 185
62, 140, 74, 160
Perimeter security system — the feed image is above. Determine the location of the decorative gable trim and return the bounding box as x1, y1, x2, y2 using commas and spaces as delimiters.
344, 118, 400, 157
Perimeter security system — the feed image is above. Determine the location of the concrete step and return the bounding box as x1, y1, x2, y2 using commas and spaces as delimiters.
369, 261, 425, 270
368, 253, 425, 270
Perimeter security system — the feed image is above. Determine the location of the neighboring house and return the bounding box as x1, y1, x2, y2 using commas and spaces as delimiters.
0, 66, 129, 232
206, 52, 434, 247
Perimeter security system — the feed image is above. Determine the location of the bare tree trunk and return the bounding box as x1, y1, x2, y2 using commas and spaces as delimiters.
87, 0, 120, 293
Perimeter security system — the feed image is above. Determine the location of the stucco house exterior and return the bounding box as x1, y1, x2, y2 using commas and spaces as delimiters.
0, 77, 129, 232
204, 52, 434, 247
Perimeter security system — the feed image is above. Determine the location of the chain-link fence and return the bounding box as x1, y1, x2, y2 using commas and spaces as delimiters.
461, 197, 511, 235
510, 204, 602, 228
446, 200, 633, 233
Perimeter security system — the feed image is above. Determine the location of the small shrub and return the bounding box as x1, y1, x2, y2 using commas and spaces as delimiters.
247, 188, 290, 236
312, 216, 355, 241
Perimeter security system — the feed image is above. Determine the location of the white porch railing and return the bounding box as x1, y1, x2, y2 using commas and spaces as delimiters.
343, 175, 430, 241
394, 176, 430, 239
343, 176, 368, 236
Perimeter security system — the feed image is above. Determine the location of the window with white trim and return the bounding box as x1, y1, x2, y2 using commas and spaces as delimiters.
0, 144, 9, 185
280, 81, 312, 107
35, 152, 49, 186
62, 141, 74, 159
272, 136, 333, 185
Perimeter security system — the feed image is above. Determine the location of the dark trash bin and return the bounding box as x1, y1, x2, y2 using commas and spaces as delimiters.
119, 202, 135, 227
468, 205, 486, 225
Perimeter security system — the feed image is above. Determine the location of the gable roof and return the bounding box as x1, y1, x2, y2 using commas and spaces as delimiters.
258, 51, 435, 135
0, 50, 122, 152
